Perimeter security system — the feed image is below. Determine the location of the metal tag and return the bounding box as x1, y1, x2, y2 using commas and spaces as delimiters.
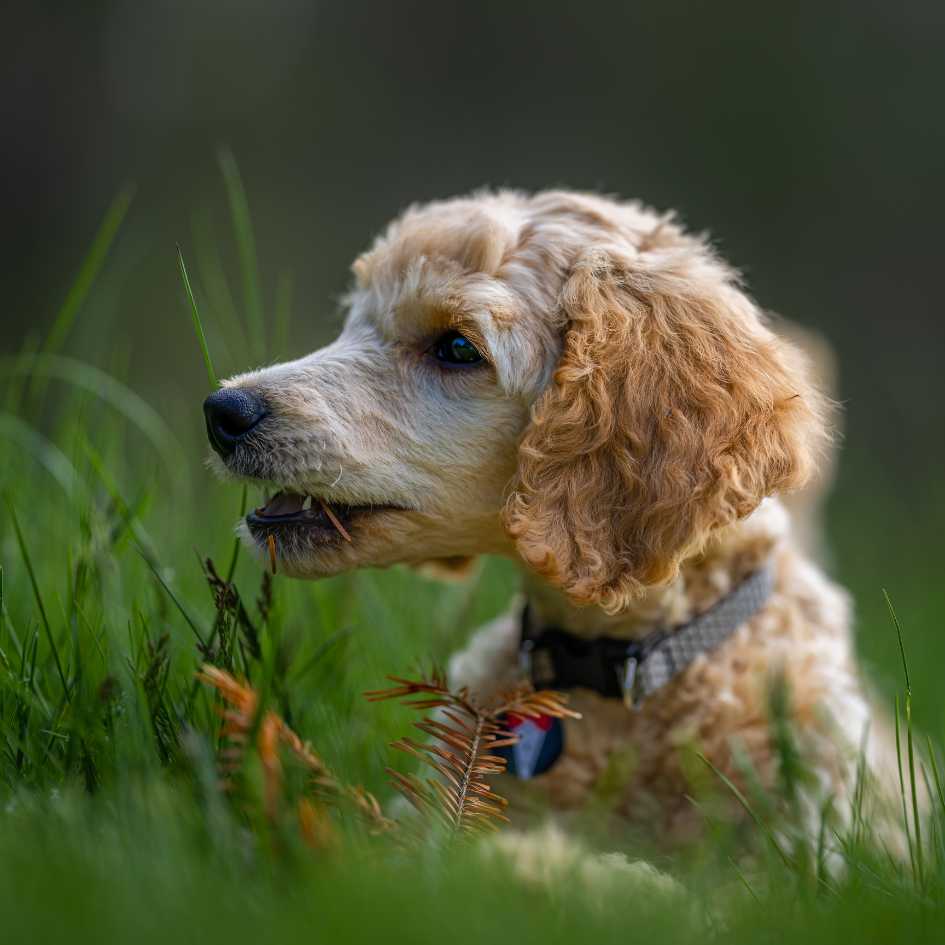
621, 655, 642, 710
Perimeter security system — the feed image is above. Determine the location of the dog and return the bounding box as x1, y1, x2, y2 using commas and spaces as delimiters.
204, 189, 893, 849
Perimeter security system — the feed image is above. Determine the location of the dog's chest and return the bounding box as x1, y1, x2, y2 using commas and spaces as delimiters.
498, 689, 683, 814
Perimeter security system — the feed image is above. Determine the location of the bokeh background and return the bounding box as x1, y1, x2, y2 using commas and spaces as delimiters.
2, 1, 944, 721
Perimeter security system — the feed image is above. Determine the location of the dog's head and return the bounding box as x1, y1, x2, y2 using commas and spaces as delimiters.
205, 190, 827, 612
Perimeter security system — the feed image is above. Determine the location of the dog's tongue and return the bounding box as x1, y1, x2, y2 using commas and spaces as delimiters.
257, 491, 305, 518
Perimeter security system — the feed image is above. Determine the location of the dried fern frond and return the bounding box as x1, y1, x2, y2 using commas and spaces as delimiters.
367, 671, 579, 839
496, 683, 584, 722
198, 665, 394, 835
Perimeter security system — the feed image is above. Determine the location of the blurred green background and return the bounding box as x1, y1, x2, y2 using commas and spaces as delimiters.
2, 0, 944, 724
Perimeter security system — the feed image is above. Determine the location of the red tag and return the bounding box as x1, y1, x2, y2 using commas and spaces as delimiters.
506, 712, 554, 732
497, 713, 564, 779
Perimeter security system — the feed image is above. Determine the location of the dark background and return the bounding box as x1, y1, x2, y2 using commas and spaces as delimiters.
2, 1, 943, 711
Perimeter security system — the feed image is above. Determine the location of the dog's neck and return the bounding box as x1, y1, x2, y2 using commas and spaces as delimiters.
519, 499, 789, 641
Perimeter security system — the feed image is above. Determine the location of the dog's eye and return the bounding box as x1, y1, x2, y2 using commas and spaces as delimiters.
432, 330, 484, 366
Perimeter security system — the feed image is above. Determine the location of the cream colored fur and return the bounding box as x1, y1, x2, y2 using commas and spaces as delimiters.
211, 189, 895, 852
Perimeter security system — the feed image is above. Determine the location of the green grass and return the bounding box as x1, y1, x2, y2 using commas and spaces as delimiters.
1, 166, 945, 943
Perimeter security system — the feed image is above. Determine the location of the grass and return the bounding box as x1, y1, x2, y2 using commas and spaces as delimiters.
1, 165, 945, 943
178, 247, 218, 390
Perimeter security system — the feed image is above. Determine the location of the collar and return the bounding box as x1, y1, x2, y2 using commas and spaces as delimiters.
518, 564, 775, 708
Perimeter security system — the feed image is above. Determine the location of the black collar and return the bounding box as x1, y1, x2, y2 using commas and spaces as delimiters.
518, 565, 775, 707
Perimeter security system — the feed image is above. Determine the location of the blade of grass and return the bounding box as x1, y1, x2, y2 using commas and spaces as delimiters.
894, 695, 917, 882
4, 334, 39, 416
79, 436, 158, 562
137, 547, 207, 648
0, 413, 81, 499
177, 247, 218, 388
927, 736, 945, 821
0, 564, 5, 664
885, 589, 922, 885
698, 752, 792, 868
4, 497, 69, 696
225, 485, 249, 583
1, 354, 184, 484
290, 625, 355, 683
815, 795, 835, 896
190, 208, 248, 370
885, 588, 911, 693
904, 695, 923, 885
918, 763, 940, 861
218, 148, 264, 361
849, 722, 870, 849
41, 182, 135, 358
0, 567, 23, 662
728, 856, 761, 904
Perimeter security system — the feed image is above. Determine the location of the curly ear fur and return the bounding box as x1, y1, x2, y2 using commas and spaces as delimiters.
503, 243, 829, 614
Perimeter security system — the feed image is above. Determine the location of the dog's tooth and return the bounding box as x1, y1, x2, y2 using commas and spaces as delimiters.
302, 495, 313, 511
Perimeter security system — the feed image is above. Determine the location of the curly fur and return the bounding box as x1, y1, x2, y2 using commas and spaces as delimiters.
207, 188, 897, 853
505, 241, 829, 613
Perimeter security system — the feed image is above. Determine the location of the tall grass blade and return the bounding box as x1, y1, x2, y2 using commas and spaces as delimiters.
927, 735, 945, 821
815, 795, 835, 895
79, 437, 158, 560
884, 588, 911, 693
224, 485, 249, 583
137, 547, 207, 647
698, 752, 792, 868
4, 334, 39, 416
885, 589, 923, 884
177, 247, 218, 388
849, 725, 869, 850
1, 354, 184, 484
0, 413, 81, 498
904, 695, 923, 884
0, 564, 5, 661
190, 208, 249, 370
41, 183, 135, 358
894, 695, 917, 882
4, 498, 69, 695
218, 148, 264, 361
728, 856, 761, 903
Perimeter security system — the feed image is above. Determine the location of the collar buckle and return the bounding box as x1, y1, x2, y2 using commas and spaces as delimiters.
620, 653, 642, 710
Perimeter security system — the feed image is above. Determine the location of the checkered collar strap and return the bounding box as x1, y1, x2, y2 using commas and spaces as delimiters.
519, 565, 775, 708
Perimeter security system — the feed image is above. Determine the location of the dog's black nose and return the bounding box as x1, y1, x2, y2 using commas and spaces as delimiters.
203, 388, 267, 457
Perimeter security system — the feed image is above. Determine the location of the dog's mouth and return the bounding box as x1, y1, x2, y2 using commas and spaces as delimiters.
245, 490, 401, 546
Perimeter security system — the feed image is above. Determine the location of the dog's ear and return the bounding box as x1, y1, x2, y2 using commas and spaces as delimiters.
503, 243, 829, 613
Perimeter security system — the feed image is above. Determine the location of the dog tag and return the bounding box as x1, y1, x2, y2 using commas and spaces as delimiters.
496, 713, 564, 780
